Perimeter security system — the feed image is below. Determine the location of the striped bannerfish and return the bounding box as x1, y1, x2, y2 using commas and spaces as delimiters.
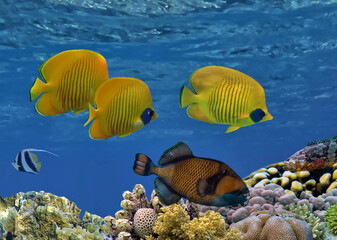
12, 149, 58, 174
179, 66, 273, 133
30, 49, 109, 115
84, 77, 158, 139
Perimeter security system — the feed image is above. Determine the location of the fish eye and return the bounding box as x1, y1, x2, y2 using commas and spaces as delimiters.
250, 109, 266, 123
141, 108, 155, 125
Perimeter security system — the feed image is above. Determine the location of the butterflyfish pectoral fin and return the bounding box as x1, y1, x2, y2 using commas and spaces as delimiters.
187, 103, 214, 123
225, 125, 241, 133
84, 104, 97, 127
73, 108, 87, 114
30, 77, 47, 102
35, 93, 63, 116
132, 120, 143, 128
154, 177, 181, 206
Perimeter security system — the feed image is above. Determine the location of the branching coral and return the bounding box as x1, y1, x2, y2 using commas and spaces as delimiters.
325, 203, 337, 235
150, 204, 242, 240
286, 203, 326, 240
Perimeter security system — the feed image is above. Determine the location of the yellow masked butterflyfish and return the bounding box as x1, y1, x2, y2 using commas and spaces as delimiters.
179, 66, 273, 133
30, 49, 109, 115
84, 77, 158, 139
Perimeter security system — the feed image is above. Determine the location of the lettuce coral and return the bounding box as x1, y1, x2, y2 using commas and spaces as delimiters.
149, 204, 242, 240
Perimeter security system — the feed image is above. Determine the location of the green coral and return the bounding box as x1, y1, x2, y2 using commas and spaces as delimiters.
325, 203, 337, 235
307, 135, 337, 146
148, 204, 242, 240
0, 191, 106, 240
286, 203, 326, 240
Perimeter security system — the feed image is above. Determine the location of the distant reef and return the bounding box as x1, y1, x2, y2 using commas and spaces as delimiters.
3, 161, 337, 239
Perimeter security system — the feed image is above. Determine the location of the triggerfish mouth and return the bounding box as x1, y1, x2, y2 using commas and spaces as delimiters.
133, 142, 248, 207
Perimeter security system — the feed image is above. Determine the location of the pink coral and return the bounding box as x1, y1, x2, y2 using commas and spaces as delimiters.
231, 211, 313, 240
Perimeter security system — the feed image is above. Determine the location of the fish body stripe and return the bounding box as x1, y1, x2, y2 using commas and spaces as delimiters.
56, 57, 97, 111
24, 151, 38, 173
16, 151, 25, 172
106, 84, 140, 135
208, 77, 253, 124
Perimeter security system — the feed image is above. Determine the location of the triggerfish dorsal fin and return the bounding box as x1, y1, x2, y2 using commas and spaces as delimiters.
158, 141, 193, 165
154, 177, 181, 205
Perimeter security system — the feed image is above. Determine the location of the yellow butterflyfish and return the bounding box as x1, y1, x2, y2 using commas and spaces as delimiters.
84, 77, 158, 139
180, 66, 273, 133
30, 49, 109, 115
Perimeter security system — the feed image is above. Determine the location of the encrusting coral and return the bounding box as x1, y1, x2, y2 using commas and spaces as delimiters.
231, 209, 313, 240
0, 191, 108, 239
149, 204, 242, 240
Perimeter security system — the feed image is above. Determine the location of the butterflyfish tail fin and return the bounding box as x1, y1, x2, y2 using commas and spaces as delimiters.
30, 77, 47, 102
84, 104, 97, 127
179, 85, 196, 108
36, 162, 42, 171
133, 153, 155, 176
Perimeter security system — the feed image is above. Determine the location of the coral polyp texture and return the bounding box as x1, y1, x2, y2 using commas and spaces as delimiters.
0, 191, 108, 239
231, 210, 313, 240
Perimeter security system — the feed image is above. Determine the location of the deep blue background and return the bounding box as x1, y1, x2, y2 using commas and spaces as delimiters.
0, 0, 336, 218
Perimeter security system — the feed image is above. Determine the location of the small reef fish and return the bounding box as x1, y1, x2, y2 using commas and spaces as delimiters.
284, 135, 337, 171
12, 149, 58, 174
133, 142, 248, 207
180, 66, 273, 133
30, 49, 109, 115
84, 77, 158, 139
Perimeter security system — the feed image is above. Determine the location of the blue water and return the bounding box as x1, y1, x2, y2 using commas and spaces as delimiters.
0, 0, 337, 217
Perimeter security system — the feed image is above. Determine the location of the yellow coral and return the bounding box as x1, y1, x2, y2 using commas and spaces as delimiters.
150, 204, 242, 240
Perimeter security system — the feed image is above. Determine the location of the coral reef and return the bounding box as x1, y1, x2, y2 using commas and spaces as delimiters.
284, 135, 337, 171
231, 210, 313, 240
285, 203, 326, 240
0, 191, 107, 239
325, 203, 337, 235
150, 204, 242, 240
243, 162, 337, 197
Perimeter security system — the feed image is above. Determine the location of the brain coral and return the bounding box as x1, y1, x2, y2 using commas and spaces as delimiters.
133, 208, 157, 238
231, 210, 313, 240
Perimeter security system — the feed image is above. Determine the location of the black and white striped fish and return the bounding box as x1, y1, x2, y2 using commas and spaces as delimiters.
12, 148, 58, 174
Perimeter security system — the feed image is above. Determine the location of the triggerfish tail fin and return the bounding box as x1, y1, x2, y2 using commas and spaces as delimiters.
30, 77, 47, 102
179, 86, 196, 108
84, 104, 97, 127
133, 153, 155, 176
154, 177, 181, 205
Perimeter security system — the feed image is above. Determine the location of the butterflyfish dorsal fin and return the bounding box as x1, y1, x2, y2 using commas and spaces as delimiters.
95, 77, 140, 108
39, 49, 106, 83
189, 66, 233, 94
36, 162, 42, 171
154, 177, 181, 205
158, 141, 193, 165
